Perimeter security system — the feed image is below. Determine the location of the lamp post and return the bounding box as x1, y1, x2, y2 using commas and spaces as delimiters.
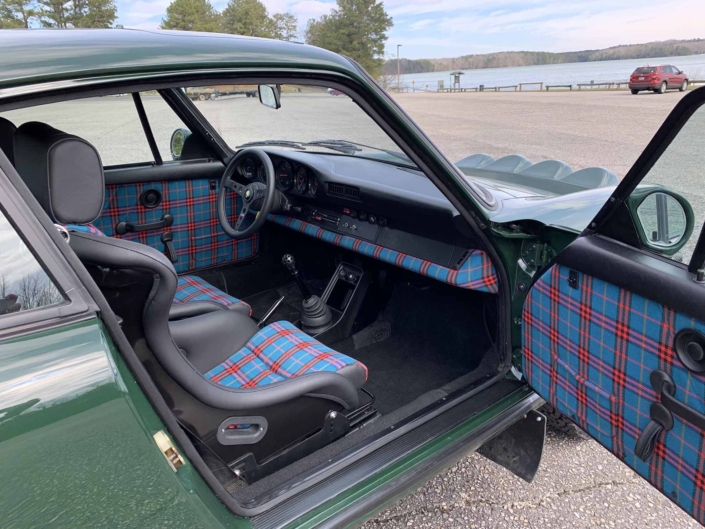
397, 44, 402, 92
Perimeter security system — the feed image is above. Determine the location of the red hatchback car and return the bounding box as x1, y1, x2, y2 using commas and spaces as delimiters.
629, 64, 689, 94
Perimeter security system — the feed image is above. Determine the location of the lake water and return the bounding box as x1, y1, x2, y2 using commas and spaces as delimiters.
399, 54, 705, 91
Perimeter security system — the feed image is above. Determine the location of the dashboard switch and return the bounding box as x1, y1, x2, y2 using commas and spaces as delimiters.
378, 217, 388, 227
358, 212, 367, 222
368, 214, 377, 224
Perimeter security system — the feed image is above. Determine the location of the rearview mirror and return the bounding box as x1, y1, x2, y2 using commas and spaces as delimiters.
258, 85, 281, 109
170, 128, 191, 160
633, 190, 694, 256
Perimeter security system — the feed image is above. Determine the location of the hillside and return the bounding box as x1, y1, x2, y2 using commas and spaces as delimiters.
383, 38, 705, 75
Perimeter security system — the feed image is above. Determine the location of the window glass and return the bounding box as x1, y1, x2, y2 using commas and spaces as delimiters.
1, 96, 153, 166
184, 84, 415, 168
140, 91, 191, 162
634, 67, 657, 74
633, 104, 705, 264
0, 209, 63, 316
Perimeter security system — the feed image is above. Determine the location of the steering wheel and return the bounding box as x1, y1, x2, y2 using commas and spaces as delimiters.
218, 148, 276, 239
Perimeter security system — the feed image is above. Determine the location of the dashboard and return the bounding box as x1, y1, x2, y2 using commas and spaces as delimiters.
235, 149, 479, 269
237, 154, 320, 197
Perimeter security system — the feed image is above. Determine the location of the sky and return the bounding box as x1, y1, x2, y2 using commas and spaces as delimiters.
116, 0, 705, 60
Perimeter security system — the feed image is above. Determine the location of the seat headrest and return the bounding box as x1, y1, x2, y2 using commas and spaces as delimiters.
14, 121, 104, 225
0, 116, 16, 166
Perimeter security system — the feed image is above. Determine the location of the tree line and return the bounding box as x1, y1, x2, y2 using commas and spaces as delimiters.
0, 0, 116, 28
161, 0, 392, 75
384, 38, 705, 76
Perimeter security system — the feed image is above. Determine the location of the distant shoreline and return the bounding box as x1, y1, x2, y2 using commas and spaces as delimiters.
384, 38, 705, 75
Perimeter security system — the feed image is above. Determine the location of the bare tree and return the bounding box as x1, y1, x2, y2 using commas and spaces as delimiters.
16, 273, 62, 310
376, 74, 395, 91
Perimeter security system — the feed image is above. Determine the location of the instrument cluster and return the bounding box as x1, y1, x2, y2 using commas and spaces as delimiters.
237, 156, 319, 198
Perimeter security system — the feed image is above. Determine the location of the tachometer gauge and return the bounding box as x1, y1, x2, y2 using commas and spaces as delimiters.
308, 175, 318, 196
295, 167, 308, 193
240, 157, 256, 179
257, 165, 267, 183
277, 161, 293, 190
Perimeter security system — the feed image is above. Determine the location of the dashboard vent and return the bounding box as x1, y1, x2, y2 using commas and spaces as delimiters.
327, 182, 360, 200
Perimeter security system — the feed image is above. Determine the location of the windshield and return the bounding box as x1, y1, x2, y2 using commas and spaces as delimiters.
182, 84, 416, 168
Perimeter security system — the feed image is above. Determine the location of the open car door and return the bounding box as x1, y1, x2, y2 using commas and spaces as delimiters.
522, 86, 705, 524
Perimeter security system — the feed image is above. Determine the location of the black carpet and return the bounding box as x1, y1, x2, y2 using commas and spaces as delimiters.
335, 279, 491, 415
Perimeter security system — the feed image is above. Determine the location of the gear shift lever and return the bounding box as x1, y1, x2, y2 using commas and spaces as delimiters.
282, 254, 311, 300
282, 254, 333, 331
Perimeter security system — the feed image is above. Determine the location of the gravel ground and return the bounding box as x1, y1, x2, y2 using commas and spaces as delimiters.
363, 90, 702, 529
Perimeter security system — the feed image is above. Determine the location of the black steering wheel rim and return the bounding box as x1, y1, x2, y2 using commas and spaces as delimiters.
218, 148, 276, 239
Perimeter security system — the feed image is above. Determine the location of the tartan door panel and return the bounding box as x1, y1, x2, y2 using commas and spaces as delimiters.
523, 264, 705, 523
93, 179, 258, 273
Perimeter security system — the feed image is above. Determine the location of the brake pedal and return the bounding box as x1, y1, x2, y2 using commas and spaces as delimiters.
258, 296, 285, 327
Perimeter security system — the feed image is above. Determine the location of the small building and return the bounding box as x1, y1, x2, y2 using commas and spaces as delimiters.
450, 71, 465, 90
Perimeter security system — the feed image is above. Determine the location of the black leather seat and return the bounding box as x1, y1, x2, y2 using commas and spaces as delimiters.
13, 121, 368, 476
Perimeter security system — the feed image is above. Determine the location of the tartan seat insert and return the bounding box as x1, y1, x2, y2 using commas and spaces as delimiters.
205, 320, 368, 389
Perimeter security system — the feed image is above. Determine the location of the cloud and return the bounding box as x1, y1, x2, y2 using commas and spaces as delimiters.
114, 0, 705, 60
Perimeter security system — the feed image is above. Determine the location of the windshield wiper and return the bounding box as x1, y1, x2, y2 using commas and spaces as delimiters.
307, 139, 413, 164
304, 140, 362, 154
237, 140, 306, 150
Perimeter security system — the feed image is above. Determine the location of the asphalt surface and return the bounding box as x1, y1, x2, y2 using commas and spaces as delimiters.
363, 90, 702, 529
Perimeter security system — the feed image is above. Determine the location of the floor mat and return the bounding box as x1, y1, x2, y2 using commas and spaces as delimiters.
335, 280, 491, 414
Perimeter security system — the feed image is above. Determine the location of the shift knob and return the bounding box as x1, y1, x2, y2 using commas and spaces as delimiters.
282, 254, 296, 272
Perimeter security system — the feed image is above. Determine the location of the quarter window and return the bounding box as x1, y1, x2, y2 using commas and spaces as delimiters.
0, 209, 63, 316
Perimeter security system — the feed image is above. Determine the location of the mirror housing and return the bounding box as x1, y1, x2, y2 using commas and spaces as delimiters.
258, 85, 281, 109
170, 128, 192, 160
628, 187, 695, 256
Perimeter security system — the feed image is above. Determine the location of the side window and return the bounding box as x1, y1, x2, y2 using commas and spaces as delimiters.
0, 208, 63, 316
1, 95, 155, 167
140, 91, 192, 162
627, 103, 705, 264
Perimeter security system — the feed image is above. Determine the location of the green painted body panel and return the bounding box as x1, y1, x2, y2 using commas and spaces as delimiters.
0, 316, 249, 528
290, 386, 535, 528
0, 29, 357, 90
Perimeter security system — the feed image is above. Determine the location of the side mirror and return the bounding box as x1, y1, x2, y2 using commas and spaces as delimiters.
170, 128, 191, 160
631, 189, 694, 256
258, 85, 281, 109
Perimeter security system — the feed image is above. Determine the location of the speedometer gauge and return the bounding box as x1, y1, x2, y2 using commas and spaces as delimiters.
277, 161, 293, 190
308, 175, 318, 196
295, 167, 308, 193
240, 157, 256, 179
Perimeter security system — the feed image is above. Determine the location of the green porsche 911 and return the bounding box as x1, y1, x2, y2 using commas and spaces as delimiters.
1, 29, 705, 528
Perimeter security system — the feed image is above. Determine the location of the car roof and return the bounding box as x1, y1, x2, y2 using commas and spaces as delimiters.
0, 29, 359, 92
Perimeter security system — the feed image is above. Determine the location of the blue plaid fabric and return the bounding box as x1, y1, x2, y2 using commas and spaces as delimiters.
64, 224, 105, 236
267, 214, 498, 294
175, 275, 251, 315
93, 179, 259, 273
523, 265, 705, 524
205, 321, 367, 389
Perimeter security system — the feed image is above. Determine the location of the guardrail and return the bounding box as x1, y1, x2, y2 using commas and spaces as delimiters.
401, 77, 705, 94
576, 81, 630, 90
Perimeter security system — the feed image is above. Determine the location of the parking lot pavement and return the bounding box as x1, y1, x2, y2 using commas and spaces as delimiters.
363, 90, 701, 529
364, 431, 701, 529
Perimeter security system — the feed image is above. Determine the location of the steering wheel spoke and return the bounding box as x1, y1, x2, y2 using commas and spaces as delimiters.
224, 178, 246, 195
234, 202, 250, 232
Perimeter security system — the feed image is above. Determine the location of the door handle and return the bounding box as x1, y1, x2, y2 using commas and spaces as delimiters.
115, 213, 174, 235
650, 370, 705, 430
